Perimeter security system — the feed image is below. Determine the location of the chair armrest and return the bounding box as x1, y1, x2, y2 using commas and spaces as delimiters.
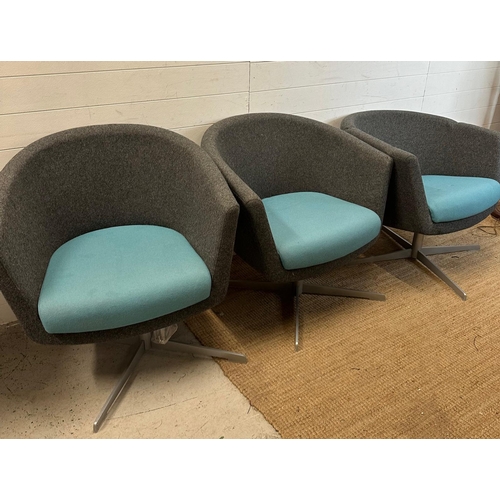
343, 127, 433, 232
201, 132, 262, 207
169, 159, 240, 297
201, 128, 286, 275
0, 148, 62, 315
314, 128, 393, 219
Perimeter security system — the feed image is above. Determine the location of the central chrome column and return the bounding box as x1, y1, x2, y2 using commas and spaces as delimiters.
411, 233, 424, 259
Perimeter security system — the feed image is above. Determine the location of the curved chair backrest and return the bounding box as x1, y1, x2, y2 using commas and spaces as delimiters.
202, 112, 388, 203
342, 110, 500, 180
341, 110, 457, 175
0, 124, 239, 344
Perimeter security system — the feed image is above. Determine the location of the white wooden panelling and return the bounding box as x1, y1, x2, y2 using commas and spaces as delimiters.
486, 104, 500, 125
422, 87, 500, 114
424, 68, 500, 96
0, 61, 230, 77
0, 93, 248, 150
434, 105, 498, 126
171, 124, 211, 146
490, 122, 500, 132
429, 61, 499, 74
250, 75, 427, 114
0, 148, 21, 170
0, 63, 249, 114
299, 98, 424, 128
250, 61, 429, 92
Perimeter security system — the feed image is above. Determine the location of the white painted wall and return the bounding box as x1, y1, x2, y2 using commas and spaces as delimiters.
1, 60, 499, 323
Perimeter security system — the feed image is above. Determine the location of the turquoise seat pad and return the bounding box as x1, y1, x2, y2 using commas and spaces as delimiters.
422, 175, 500, 223
262, 192, 381, 270
38, 225, 212, 333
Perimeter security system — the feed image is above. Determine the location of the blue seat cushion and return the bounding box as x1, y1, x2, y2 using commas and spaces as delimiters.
422, 175, 500, 223
262, 192, 381, 270
38, 225, 212, 333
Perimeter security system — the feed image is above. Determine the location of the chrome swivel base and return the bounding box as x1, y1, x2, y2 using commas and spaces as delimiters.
93, 327, 247, 433
230, 279, 385, 351
360, 226, 479, 301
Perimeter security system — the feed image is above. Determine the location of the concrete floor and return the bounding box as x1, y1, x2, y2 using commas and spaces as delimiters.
0, 321, 280, 439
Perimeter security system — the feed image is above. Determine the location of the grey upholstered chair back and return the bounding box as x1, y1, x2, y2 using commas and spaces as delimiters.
0, 124, 239, 344
451, 122, 500, 179
205, 112, 388, 206
342, 110, 457, 175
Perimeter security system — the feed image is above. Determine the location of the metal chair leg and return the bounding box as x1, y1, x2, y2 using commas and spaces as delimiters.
416, 251, 467, 301
382, 226, 412, 249
92, 330, 247, 433
358, 228, 476, 299
230, 279, 385, 351
302, 283, 385, 301
421, 245, 480, 256
359, 248, 411, 264
368, 227, 479, 262
93, 334, 149, 433
152, 340, 247, 363
295, 281, 303, 351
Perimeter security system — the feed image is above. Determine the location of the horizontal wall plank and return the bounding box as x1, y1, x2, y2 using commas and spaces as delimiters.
250, 75, 427, 114
429, 61, 499, 74
434, 105, 498, 126
425, 68, 500, 96
251, 61, 429, 91
0, 148, 22, 170
298, 97, 424, 127
0, 63, 249, 114
171, 124, 211, 146
422, 87, 500, 114
0, 61, 232, 77
0, 93, 249, 150
489, 104, 500, 124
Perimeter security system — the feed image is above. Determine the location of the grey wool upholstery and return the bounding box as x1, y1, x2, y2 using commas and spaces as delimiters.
0, 124, 239, 345
201, 112, 393, 283
341, 110, 500, 234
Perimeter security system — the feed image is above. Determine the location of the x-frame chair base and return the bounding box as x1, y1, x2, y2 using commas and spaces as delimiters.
93, 328, 247, 433
359, 226, 479, 301
230, 279, 385, 351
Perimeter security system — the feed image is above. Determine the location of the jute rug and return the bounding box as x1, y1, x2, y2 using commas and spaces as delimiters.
186, 217, 500, 438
